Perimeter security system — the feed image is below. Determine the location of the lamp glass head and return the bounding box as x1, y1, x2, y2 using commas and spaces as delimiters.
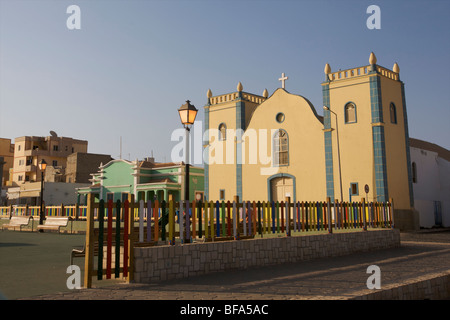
39, 159, 47, 171
178, 100, 198, 125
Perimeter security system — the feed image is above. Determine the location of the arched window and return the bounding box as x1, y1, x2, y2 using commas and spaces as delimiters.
274, 129, 288, 166
390, 103, 397, 124
412, 162, 417, 183
218, 123, 226, 141
344, 102, 357, 123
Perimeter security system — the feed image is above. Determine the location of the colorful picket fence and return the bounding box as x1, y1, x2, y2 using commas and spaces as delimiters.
84, 194, 137, 288
0, 204, 88, 220
83, 194, 395, 287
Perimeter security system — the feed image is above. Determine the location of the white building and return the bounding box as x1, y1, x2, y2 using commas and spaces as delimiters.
6, 181, 89, 206
410, 138, 450, 228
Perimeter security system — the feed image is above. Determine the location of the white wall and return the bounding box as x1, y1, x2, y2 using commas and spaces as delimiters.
411, 147, 450, 228
44, 182, 90, 205
438, 157, 450, 227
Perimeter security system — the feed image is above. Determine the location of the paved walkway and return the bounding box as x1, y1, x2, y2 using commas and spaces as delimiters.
22, 229, 450, 300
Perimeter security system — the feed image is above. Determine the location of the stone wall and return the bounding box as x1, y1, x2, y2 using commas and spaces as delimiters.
352, 271, 450, 300
134, 229, 400, 284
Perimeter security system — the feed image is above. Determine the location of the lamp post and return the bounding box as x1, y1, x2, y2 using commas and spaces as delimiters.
177, 100, 198, 201
323, 106, 343, 202
38, 159, 47, 228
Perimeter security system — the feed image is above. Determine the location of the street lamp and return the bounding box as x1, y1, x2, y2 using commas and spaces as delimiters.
38, 159, 47, 228
177, 100, 198, 201
323, 106, 343, 202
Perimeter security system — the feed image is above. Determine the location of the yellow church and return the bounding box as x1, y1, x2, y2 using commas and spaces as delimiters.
203, 52, 417, 229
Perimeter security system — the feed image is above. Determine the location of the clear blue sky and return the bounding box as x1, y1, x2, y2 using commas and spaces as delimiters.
1, 0, 449, 165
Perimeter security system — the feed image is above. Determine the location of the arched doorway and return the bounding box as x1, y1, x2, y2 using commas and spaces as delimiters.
268, 174, 295, 202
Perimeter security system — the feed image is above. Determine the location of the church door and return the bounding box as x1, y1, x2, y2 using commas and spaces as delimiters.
270, 176, 294, 202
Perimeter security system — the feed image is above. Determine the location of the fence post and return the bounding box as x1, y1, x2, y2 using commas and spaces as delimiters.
139, 200, 144, 243
215, 201, 220, 238
242, 200, 247, 237
285, 197, 290, 236
204, 201, 209, 240
209, 201, 214, 241
361, 198, 367, 231
97, 200, 105, 280
233, 196, 240, 240
221, 201, 226, 237
247, 201, 252, 236
179, 200, 184, 243
147, 200, 152, 243
191, 199, 196, 239
106, 199, 113, 279
327, 197, 333, 233
154, 200, 159, 243
389, 198, 395, 228
128, 194, 135, 283
232, 197, 238, 240
169, 199, 175, 244
115, 200, 121, 279
257, 201, 262, 237
75, 203, 79, 221
185, 200, 190, 243
83, 193, 95, 289
196, 200, 202, 239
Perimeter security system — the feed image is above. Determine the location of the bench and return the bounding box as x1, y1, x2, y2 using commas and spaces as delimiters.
71, 244, 87, 265
1, 216, 34, 231
37, 217, 72, 233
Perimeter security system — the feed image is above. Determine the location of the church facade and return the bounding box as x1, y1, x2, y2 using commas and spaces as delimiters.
203, 52, 417, 229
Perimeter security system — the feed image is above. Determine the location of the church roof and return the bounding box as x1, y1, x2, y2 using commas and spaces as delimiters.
246, 88, 324, 125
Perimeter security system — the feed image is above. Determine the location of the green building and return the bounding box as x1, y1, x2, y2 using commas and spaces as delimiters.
77, 159, 204, 203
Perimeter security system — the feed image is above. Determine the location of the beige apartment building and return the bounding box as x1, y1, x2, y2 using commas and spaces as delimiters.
0, 138, 15, 186
11, 132, 88, 185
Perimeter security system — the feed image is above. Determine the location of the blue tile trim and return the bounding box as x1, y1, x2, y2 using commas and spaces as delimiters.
369, 76, 384, 123
370, 75, 388, 202
401, 83, 414, 207
322, 83, 335, 201
235, 100, 245, 200
204, 107, 210, 201
372, 125, 388, 202
322, 85, 331, 130
324, 131, 335, 201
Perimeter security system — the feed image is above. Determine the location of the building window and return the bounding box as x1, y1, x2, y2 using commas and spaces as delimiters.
219, 189, 225, 200
52, 160, 58, 166
390, 103, 397, 124
276, 112, 285, 123
53, 145, 59, 151
274, 129, 289, 166
218, 123, 227, 141
107, 193, 114, 202
344, 102, 357, 123
18, 175, 23, 181
412, 162, 417, 183
350, 183, 359, 196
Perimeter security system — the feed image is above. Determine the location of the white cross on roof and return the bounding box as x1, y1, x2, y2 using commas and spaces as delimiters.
279, 73, 288, 89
